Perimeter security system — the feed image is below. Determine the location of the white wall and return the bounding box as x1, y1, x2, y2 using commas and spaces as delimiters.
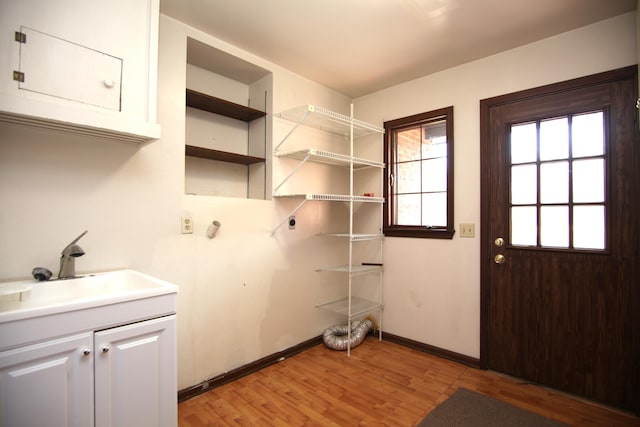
0, 10, 635, 393
0, 14, 359, 392
354, 12, 637, 358
155, 16, 370, 389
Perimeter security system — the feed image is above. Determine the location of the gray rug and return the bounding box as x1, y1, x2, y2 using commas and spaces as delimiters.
418, 388, 569, 426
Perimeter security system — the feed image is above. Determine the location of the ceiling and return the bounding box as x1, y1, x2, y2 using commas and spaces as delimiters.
160, 0, 637, 98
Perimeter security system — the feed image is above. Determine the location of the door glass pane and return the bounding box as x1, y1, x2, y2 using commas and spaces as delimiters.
541, 206, 569, 247
511, 122, 537, 164
396, 128, 421, 162
511, 206, 537, 246
395, 194, 421, 225
540, 117, 568, 161
572, 112, 604, 158
422, 158, 447, 192
511, 164, 537, 205
540, 161, 568, 203
573, 159, 604, 203
422, 193, 447, 227
573, 205, 605, 249
396, 161, 421, 193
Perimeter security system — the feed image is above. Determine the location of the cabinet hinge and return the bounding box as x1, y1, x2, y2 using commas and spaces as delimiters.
13, 71, 25, 82
14, 31, 26, 43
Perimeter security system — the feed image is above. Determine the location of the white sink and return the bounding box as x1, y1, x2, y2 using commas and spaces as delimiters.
0, 269, 178, 324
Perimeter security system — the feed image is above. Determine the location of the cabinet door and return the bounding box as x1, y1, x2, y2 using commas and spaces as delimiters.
94, 315, 176, 427
18, 27, 122, 111
0, 333, 94, 427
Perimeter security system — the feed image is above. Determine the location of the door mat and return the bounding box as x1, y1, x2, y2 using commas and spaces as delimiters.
417, 387, 569, 426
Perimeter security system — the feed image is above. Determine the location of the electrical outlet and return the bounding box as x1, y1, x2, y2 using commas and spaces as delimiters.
288, 216, 296, 230
181, 215, 193, 234
460, 223, 475, 238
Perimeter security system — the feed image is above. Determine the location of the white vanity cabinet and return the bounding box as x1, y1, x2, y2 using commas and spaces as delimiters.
0, 270, 178, 427
0, 315, 176, 427
0, 0, 161, 143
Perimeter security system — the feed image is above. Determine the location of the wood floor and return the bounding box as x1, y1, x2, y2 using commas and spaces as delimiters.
178, 339, 640, 426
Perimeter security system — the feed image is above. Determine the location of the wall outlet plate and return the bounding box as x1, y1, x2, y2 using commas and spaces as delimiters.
181, 215, 193, 234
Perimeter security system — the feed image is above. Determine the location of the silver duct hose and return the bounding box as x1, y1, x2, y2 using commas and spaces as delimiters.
322, 318, 374, 351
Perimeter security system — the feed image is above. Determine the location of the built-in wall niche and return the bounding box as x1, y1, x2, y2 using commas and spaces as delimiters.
185, 37, 272, 199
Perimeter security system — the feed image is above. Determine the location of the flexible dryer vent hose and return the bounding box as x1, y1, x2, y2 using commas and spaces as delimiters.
322, 318, 373, 351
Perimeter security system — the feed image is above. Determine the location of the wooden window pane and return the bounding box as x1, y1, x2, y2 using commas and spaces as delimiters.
395, 193, 421, 225
540, 161, 568, 204
422, 193, 447, 227
541, 206, 569, 248
573, 159, 604, 203
422, 158, 447, 192
540, 117, 568, 161
511, 122, 537, 164
511, 164, 537, 205
511, 206, 537, 246
572, 112, 604, 158
396, 161, 421, 193
396, 128, 421, 162
573, 205, 605, 249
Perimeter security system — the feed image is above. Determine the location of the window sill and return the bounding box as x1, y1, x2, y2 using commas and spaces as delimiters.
384, 228, 455, 239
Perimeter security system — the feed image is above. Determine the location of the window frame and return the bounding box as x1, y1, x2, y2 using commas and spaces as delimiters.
383, 106, 455, 239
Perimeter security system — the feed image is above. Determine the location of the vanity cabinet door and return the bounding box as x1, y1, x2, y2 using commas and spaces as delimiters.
0, 332, 94, 427
94, 315, 176, 427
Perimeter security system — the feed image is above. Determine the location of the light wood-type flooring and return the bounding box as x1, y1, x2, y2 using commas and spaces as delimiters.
178, 339, 640, 426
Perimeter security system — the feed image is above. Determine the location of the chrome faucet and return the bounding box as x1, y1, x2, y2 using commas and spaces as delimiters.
58, 230, 88, 279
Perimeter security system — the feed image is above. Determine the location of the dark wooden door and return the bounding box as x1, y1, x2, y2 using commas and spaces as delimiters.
480, 66, 640, 412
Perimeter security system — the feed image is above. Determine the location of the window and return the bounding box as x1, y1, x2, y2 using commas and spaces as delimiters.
383, 106, 454, 238
509, 111, 606, 250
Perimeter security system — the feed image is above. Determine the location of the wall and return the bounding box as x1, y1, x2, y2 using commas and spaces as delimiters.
0, 10, 635, 393
157, 16, 370, 389
354, 12, 637, 359
0, 14, 357, 393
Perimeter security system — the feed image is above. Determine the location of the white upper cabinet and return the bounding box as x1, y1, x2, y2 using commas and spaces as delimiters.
0, 0, 160, 143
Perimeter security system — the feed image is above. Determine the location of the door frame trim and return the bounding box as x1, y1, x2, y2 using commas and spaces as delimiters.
478, 65, 638, 370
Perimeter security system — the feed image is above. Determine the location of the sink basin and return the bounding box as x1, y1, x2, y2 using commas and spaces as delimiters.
0, 269, 178, 324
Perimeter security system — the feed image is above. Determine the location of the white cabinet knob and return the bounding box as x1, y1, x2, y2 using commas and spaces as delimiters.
82, 348, 92, 356
103, 79, 115, 88
101, 346, 110, 353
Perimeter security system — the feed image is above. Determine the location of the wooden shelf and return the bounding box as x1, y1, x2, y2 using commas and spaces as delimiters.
186, 89, 266, 122
185, 145, 265, 165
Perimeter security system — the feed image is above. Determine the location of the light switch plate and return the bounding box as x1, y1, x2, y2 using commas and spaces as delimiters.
460, 223, 475, 238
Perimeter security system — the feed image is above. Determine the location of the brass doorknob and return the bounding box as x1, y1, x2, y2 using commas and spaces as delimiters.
494, 237, 504, 247
494, 254, 506, 264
